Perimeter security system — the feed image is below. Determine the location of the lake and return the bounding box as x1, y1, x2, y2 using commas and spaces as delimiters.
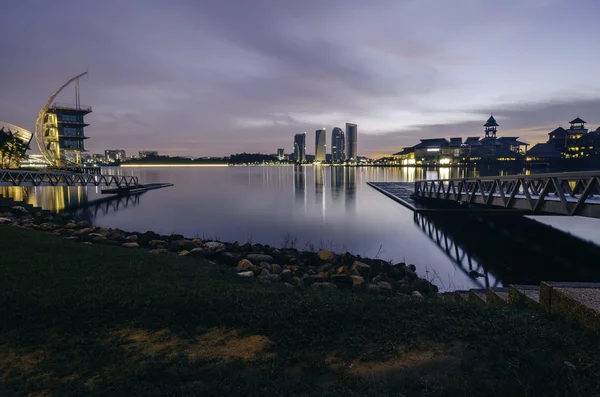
3, 165, 600, 292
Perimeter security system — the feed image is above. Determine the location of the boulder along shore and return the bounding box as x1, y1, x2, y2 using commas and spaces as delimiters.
0, 205, 439, 297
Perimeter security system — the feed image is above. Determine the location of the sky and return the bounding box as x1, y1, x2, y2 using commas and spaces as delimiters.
1, 0, 600, 158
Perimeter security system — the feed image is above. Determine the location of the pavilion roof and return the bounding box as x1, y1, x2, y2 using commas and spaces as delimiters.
484, 115, 499, 127
570, 117, 586, 124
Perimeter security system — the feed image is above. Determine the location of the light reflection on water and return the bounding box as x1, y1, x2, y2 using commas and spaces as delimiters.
3, 165, 600, 291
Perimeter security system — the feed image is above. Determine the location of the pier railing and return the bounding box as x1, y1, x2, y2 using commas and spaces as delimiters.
0, 170, 139, 188
413, 171, 600, 218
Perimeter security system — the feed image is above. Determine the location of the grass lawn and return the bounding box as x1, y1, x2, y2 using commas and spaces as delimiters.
1, 225, 599, 396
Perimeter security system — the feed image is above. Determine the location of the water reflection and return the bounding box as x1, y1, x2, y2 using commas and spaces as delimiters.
0, 186, 88, 212
415, 212, 600, 288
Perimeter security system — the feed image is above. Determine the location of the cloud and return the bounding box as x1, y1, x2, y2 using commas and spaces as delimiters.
1, 0, 599, 157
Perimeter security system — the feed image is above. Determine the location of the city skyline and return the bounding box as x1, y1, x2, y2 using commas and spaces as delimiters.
1, 1, 600, 158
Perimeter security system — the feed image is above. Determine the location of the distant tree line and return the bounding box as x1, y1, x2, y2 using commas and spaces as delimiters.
121, 155, 229, 165
228, 153, 289, 164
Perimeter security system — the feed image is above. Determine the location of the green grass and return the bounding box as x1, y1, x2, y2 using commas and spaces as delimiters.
1, 225, 599, 396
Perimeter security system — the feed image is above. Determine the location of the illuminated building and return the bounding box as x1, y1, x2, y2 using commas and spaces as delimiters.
331, 127, 345, 162
0, 122, 32, 168
294, 133, 306, 163
45, 103, 91, 165
104, 149, 126, 162
139, 150, 158, 158
277, 148, 285, 160
345, 123, 358, 162
315, 129, 326, 162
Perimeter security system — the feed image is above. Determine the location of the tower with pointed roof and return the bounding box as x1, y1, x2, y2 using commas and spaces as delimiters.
569, 117, 586, 130
484, 114, 498, 139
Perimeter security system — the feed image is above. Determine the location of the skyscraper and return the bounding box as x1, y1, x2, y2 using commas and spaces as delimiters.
331, 127, 345, 162
294, 133, 306, 163
277, 148, 285, 160
345, 123, 358, 162
315, 128, 326, 162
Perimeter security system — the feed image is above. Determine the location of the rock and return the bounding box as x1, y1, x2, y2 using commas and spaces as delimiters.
178, 240, 198, 251
366, 283, 381, 293
412, 291, 424, 299
125, 235, 139, 242
204, 241, 226, 252
139, 231, 162, 246
350, 276, 365, 287
260, 268, 271, 278
397, 282, 412, 295
283, 282, 294, 288
11, 206, 28, 214
64, 236, 79, 241
317, 263, 333, 273
317, 250, 334, 261
351, 261, 371, 277
236, 259, 254, 271
413, 278, 439, 296
260, 262, 272, 272
87, 232, 104, 238
74, 228, 93, 236
179, 250, 190, 256
237, 271, 254, 278
372, 272, 388, 283
246, 254, 274, 264
377, 281, 394, 295
290, 276, 303, 287
405, 267, 418, 280
192, 238, 201, 245
83, 242, 92, 245
280, 269, 292, 281
269, 274, 281, 282
271, 264, 282, 274
0, 217, 12, 224
122, 242, 139, 248
312, 282, 337, 290
77, 221, 91, 229
189, 247, 205, 258
169, 234, 185, 241
330, 274, 352, 286
149, 239, 168, 247
91, 236, 108, 243
219, 252, 238, 266
302, 274, 324, 286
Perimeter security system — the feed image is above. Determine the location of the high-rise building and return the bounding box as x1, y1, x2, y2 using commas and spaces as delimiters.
331, 127, 345, 162
277, 148, 285, 160
294, 133, 306, 163
345, 123, 358, 162
315, 129, 326, 162
45, 103, 92, 165
104, 149, 126, 162
139, 150, 159, 158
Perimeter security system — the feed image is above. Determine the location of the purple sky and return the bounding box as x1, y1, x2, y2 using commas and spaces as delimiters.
1, 0, 600, 158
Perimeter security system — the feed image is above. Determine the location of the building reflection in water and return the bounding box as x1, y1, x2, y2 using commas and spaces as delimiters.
414, 212, 600, 289
330, 166, 345, 202
293, 165, 306, 208
0, 186, 88, 212
344, 167, 357, 210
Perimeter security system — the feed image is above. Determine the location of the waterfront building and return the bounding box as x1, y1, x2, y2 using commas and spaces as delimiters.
331, 127, 345, 162
92, 154, 105, 162
104, 149, 126, 162
345, 123, 358, 162
294, 133, 306, 163
19, 154, 48, 168
277, 148, 285, 160
392, 115, 528, 165
527, 118, 600, 163
315, 129, 326, 162
44, 102, 91, 165
139, 150, 158, 158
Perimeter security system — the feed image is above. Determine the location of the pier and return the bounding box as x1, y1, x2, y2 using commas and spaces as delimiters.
0, 169, 139, 188
369, 171, 600, 218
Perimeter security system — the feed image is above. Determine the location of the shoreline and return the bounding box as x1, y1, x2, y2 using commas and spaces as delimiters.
0, 204, 439, 297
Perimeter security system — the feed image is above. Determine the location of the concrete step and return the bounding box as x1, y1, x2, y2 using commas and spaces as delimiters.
487, 287, 509, 307
540, 282, 600, 331
508, 285, 541, 309
469, 289, 487, 306
454, 290, 470, 303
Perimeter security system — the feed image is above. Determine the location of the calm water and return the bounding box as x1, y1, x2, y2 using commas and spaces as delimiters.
4, 165, 600, 291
